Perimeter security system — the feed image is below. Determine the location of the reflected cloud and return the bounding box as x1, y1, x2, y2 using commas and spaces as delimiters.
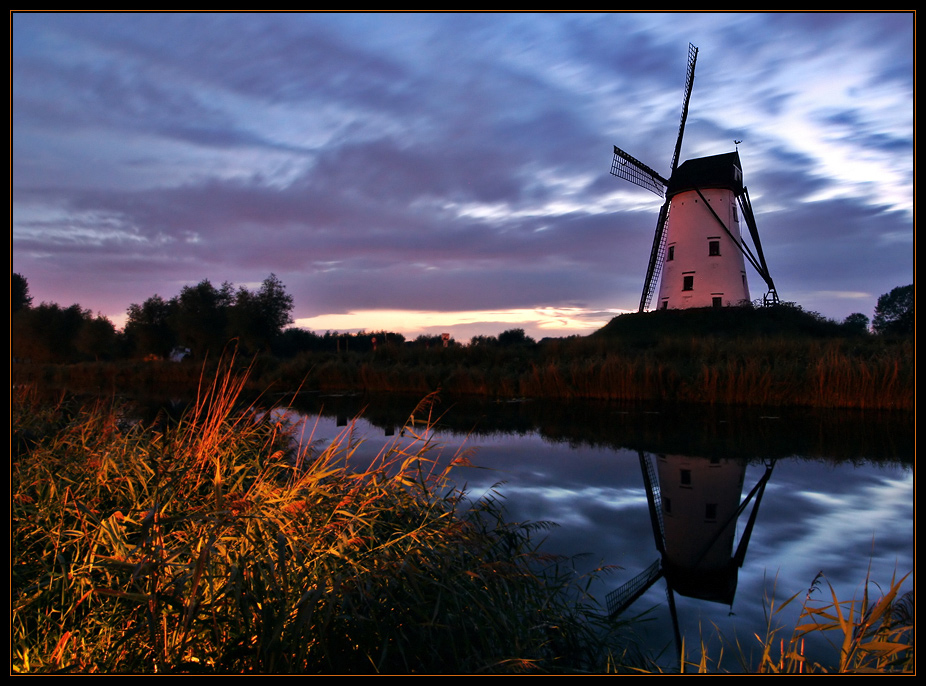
276, 396, 912, 670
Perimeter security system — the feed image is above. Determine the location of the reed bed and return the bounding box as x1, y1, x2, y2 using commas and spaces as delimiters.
14, 332, 912, 411
12, 365, 629, 674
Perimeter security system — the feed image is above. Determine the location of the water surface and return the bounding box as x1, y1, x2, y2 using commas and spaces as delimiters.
285, 393, 913, 670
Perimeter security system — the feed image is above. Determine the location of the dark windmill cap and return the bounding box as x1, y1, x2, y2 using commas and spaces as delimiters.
667, 150, 744, 198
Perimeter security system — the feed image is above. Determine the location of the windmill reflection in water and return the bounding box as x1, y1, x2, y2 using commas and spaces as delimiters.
606, 451, 775, 659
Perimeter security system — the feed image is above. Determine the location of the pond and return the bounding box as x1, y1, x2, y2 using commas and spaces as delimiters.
282, 392, 913, 671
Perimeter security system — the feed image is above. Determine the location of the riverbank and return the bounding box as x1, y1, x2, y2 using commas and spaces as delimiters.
13, 315, 914, 411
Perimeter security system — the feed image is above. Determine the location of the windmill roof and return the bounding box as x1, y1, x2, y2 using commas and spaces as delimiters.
667, 150, 743, 197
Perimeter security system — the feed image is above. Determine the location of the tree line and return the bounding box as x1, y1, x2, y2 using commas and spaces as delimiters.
11, 272, 914, 366
10, 272, 544, 365
124, 275, 293, 360
12, 274, 295, 364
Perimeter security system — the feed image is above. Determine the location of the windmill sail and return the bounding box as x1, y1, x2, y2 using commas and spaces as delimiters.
639, 201, 671, 312
669, 43, 698, 177
610, 146, 667, 196
637, 43, 698, 313
737, 188, 779, 303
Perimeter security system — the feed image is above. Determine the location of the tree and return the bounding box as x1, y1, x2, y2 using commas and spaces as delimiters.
75, 313, 119, 361
497, 328, 535, 347
12, 273, 32, 313
228, 274, 295, 354
12, 302, 93, 363
125, 295, 177, 358
842, 312, 870, 335
872, 285, 913, 336
410, 334, 453, 349
171, 279, 234, 359
272, 327, 325, 357
254, 273, 294, 333
469, 335, 499, 347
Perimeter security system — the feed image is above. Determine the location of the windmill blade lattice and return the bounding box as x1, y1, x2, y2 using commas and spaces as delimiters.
669, 43, 698, 177
610, 146, 666, 197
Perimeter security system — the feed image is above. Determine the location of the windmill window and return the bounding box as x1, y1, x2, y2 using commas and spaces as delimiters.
660, 300, 669, 310
664, 497, 672, 514
705, 503, 718, 521
712, 296, 722, 308
667, 245, 675, 261
709, 240, 721, 256
682, 274, 694, 291
680, 469, 692, 487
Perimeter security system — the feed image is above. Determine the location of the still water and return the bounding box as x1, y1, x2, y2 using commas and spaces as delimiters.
285, 392, 913, 670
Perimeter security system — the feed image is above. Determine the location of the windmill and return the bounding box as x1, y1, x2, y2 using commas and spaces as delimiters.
610, 43, 779, 312
606, 451, 776, 659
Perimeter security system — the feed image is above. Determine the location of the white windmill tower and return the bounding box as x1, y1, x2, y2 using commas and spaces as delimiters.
610, 43, 779, 312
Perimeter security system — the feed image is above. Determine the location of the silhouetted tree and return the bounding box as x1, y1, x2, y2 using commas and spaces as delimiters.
469, 335, 499, 347
125, 295, 177, 358
410, 334, 453, 349
171, 279, 234, 359
497, 328, 535, 347
12, 273, 32, 313
228, 274, 294, 354
272, 327, 325, 357
872, 284, 913, 336
75, 313, 119, 361
12, 302, 92, 362
842, 312, 870, 335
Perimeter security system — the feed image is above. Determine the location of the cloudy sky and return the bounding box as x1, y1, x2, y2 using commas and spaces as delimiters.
12, 12, 914, 341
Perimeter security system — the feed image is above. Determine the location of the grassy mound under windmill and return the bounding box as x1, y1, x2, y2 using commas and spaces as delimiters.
591, 303, 857, 343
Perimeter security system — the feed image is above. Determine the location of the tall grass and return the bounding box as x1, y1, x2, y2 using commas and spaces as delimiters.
619, 569, 914, 674
13, 329, 913, 410
12, 363, 627, 674
681, 570, 914, 674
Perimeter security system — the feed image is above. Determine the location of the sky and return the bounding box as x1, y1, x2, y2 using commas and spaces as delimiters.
11, 12, 914, 342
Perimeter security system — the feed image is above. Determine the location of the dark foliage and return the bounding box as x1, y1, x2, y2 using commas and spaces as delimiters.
13, 272, 32, 313
592, 303, 863, 343
872, 284, 913, 336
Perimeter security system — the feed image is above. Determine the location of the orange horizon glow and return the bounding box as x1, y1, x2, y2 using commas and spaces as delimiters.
293, 307, 628, 341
